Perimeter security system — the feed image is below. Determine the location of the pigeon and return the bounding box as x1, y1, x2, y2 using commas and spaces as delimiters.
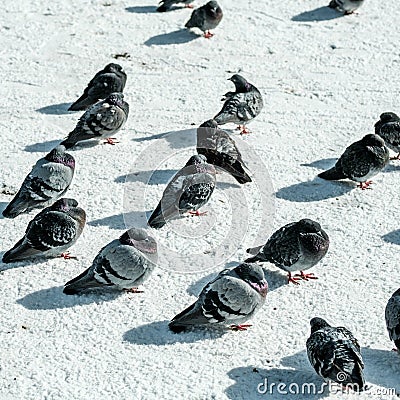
148, 155, 216, 229
2, 198, 86, 263
306, 317, 366, 392
318, 134, 389, 190
385, 288, 400, 353
185, 1, 223, 38
68, 63, 127, 111
63, 228, 157, 295
328, 0, 364, 14
214, 75, 264, 134
157, 0, 194, 12
246, 219, 329, 285
169, 263, 268, 333
197, 119, 252, 184
61, 93, 129, 148
374, 112, 400, 160
2, 146, 75, 218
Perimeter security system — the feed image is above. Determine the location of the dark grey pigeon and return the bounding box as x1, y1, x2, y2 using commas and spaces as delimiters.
185, 1, 223, 38
148, 155, 216, 229
2, 146, 75, 218
328, 0, 364, 14
157, 0, 194, 12
318, 134, 389, 190
307, 317, 366, 392
197, 119, 252, 184
63, 228, 157, 295
169, 263, 268, 333
246, 219, 329, 285
214, 75, 263, 134
385, 288, 400, 353
375, 112, 400, 160
62, 93, 129, 148
2, 198, 86, 263
68, 63, 127, 111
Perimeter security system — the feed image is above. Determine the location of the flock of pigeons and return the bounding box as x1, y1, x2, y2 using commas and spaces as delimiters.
1, 0, 399, 394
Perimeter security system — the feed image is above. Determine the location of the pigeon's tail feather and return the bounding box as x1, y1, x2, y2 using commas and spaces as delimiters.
318, 165, 346, 181
60, 138, 77, 149
156, 4, 168, 12
68, 95, 91, 112
185, 18, 195, 29
230, 162, 252, 184
2, 239, 35, 263
63, 268, 98, 295
168, 321, 188, 333
329, 363, 365, 392
148, 203, 167, 229
2, 195, 28, 219
244, 246, 264, 263
60, 129, 83, 149
169, 302, 197, 333
394, 339, 400, 352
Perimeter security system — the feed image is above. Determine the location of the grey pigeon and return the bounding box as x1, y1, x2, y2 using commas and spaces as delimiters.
148, 155, 216, 229
62, 93, 129, 148
318, 134, 389, 190
63, 228, 157, 295
68, 63, 127, 111
385, 288, 400, 353
2, 146, 75, 218
214, 75, 263, 134
2, 198, 86, 263
185, 1, 223, 38
246, 219, 329, 285
169, 263, 268, 333
197, 119, 252, 184
374, 112, 400, 160
157, 0, 194, 12
306, 317, 366, 392
328, 0, 364, 14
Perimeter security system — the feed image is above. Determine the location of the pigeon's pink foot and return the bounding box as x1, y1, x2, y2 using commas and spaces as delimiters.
189, 210, 208, 216
60, 252, 77, 260
294, 271, 318, 281
357, 181, 373, 190
230, 324, 252, 331
390, 153, 400, 160
204, 31, 214, 39
287, 272, 301, 285
124, 287, 144, 294
185, 3, 194, 8
237, 125, 250, 135
103, 138, 119, 145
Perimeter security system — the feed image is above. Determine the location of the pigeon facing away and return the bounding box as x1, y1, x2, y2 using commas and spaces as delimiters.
157, 0, 194, 12
169, 263, 268, 333
214, 75, 264, 134
375, 112, 400, 160
68, 63, 127, 111
63, 228, 157, 295
61, 93, 129, 148
307, 317, 366, 392
2, 198, 86, 263
385, 288, 400, 353
328, 0, 364, 14
148, 155, 216, 229
185, 1, 223, 38
318, 134, 389, 190
2, 146, 75, 218
246, 219, 329, 285
197, 119, 252, 184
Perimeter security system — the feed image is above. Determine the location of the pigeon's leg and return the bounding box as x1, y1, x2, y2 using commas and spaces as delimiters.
124, 287, 144, 294
103, 138, 119, 145
390, 153, 400, 160
60, 252, 77, 260
294, 271, 318, 281
188, 210, 208, 216
287, 272, 301, 285
237, 125, 250, 135
185, 3, 194, 8
230, 324, 252, 331
357, 181, 373, 190
204, 31, 214, 39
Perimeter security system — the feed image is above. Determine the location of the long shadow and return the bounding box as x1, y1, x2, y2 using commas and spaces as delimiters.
24, 139, 62, 153
123, 320, 226, 346
144, 29, 199, 46
132, 128, 195, 149
382, 229, 400, 245
36, 102, 73, 115
125, 5, 157, 13
115, 169, 178, 185
0, 202, 9, 217
384, 162, 400, 173
0, 255, 71, 272
301, 158, 337, 170
132, 131, 171, 142
88, 210, 149, 230
17, 285, 120, 310
292, 6, 343, 22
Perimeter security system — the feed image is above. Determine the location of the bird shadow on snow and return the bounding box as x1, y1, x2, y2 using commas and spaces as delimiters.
89, 210, 149, 230
382, 229, 400, 245
123, 320, 227, 345
0, 202, 8, 217
36, 102, 72, 115
384, 162, 400, 173
132, 129, 195, 149
144, 29, 199, 46
24, 139, 62, 153
292, 6, 343, 22
125, 6, 157, 13
114, 169, 178, 185
301, 158, 337, 170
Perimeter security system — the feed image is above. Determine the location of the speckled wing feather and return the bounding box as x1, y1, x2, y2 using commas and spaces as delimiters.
185, 7, 206, 29
385, 292, 400, 349
379, 121, 400, 152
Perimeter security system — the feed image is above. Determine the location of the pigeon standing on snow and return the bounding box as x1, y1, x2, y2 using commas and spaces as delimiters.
318, 134, 389, 190
68, 63, 127, 111
61, 93, 129, 148
306, 317, 366, 392
185, 1, 223, 38
2, 146, 75, 218
2, 198, 86, 263
63, 228, 157, 295
157, 0, 194, 12
197, 119, 252, 184
148, 155, 216, 229
385, 288, 400, 353
214, 75, 264, 134
169, 263, 268, 333
328, 0, 364, 14
374, 112, 400, 160
246, 219, 329, 285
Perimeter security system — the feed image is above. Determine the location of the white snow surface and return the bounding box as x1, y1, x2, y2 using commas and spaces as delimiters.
1, 0, 400, 399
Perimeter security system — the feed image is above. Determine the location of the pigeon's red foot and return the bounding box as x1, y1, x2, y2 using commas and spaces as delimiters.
294, 271, 318, 281
204, 31, 214, 39
124, 287, 144, 294
237, 125, 250, 135
287, 272, 301, 285
357, 181, 373, 190
60, 252, 77, 260
185, 3, 194, 8
230, 324, 252, 331
103, 138, 119, 145
189, 210, 208, 216
390, 153, 400, 160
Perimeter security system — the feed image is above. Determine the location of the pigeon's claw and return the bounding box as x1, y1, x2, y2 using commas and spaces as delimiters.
189, 210, 208, 216
185, 3, 194, 8
124, 287, 144, 294
204, 31, 214, 39
230, 324, 252, 331
60, 252, 77, 260
237, 125, 250, 135
357, 181, 373, 190
103, 138, 119, 145
390, 153, 400, 160
294, 271, 318, 281
287, 272, 301, 285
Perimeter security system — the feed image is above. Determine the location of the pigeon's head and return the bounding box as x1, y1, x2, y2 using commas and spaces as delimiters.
297, 219, 322, 234
45, 145, 75, 169
185, 154, 208, 167
205, 1, 222, 16
379, 112, 399, 123
228, 74, 251, 92
361, 134, 385, 148
310, 317, 330, 333
107, 92, 125, 107
120, 228, 157, 254
104, 63, 125, 75
51, 198, 79, 212
235, 263, 268, 297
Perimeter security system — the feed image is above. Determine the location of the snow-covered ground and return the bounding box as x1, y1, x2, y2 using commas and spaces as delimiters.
1, 0, 400, 399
